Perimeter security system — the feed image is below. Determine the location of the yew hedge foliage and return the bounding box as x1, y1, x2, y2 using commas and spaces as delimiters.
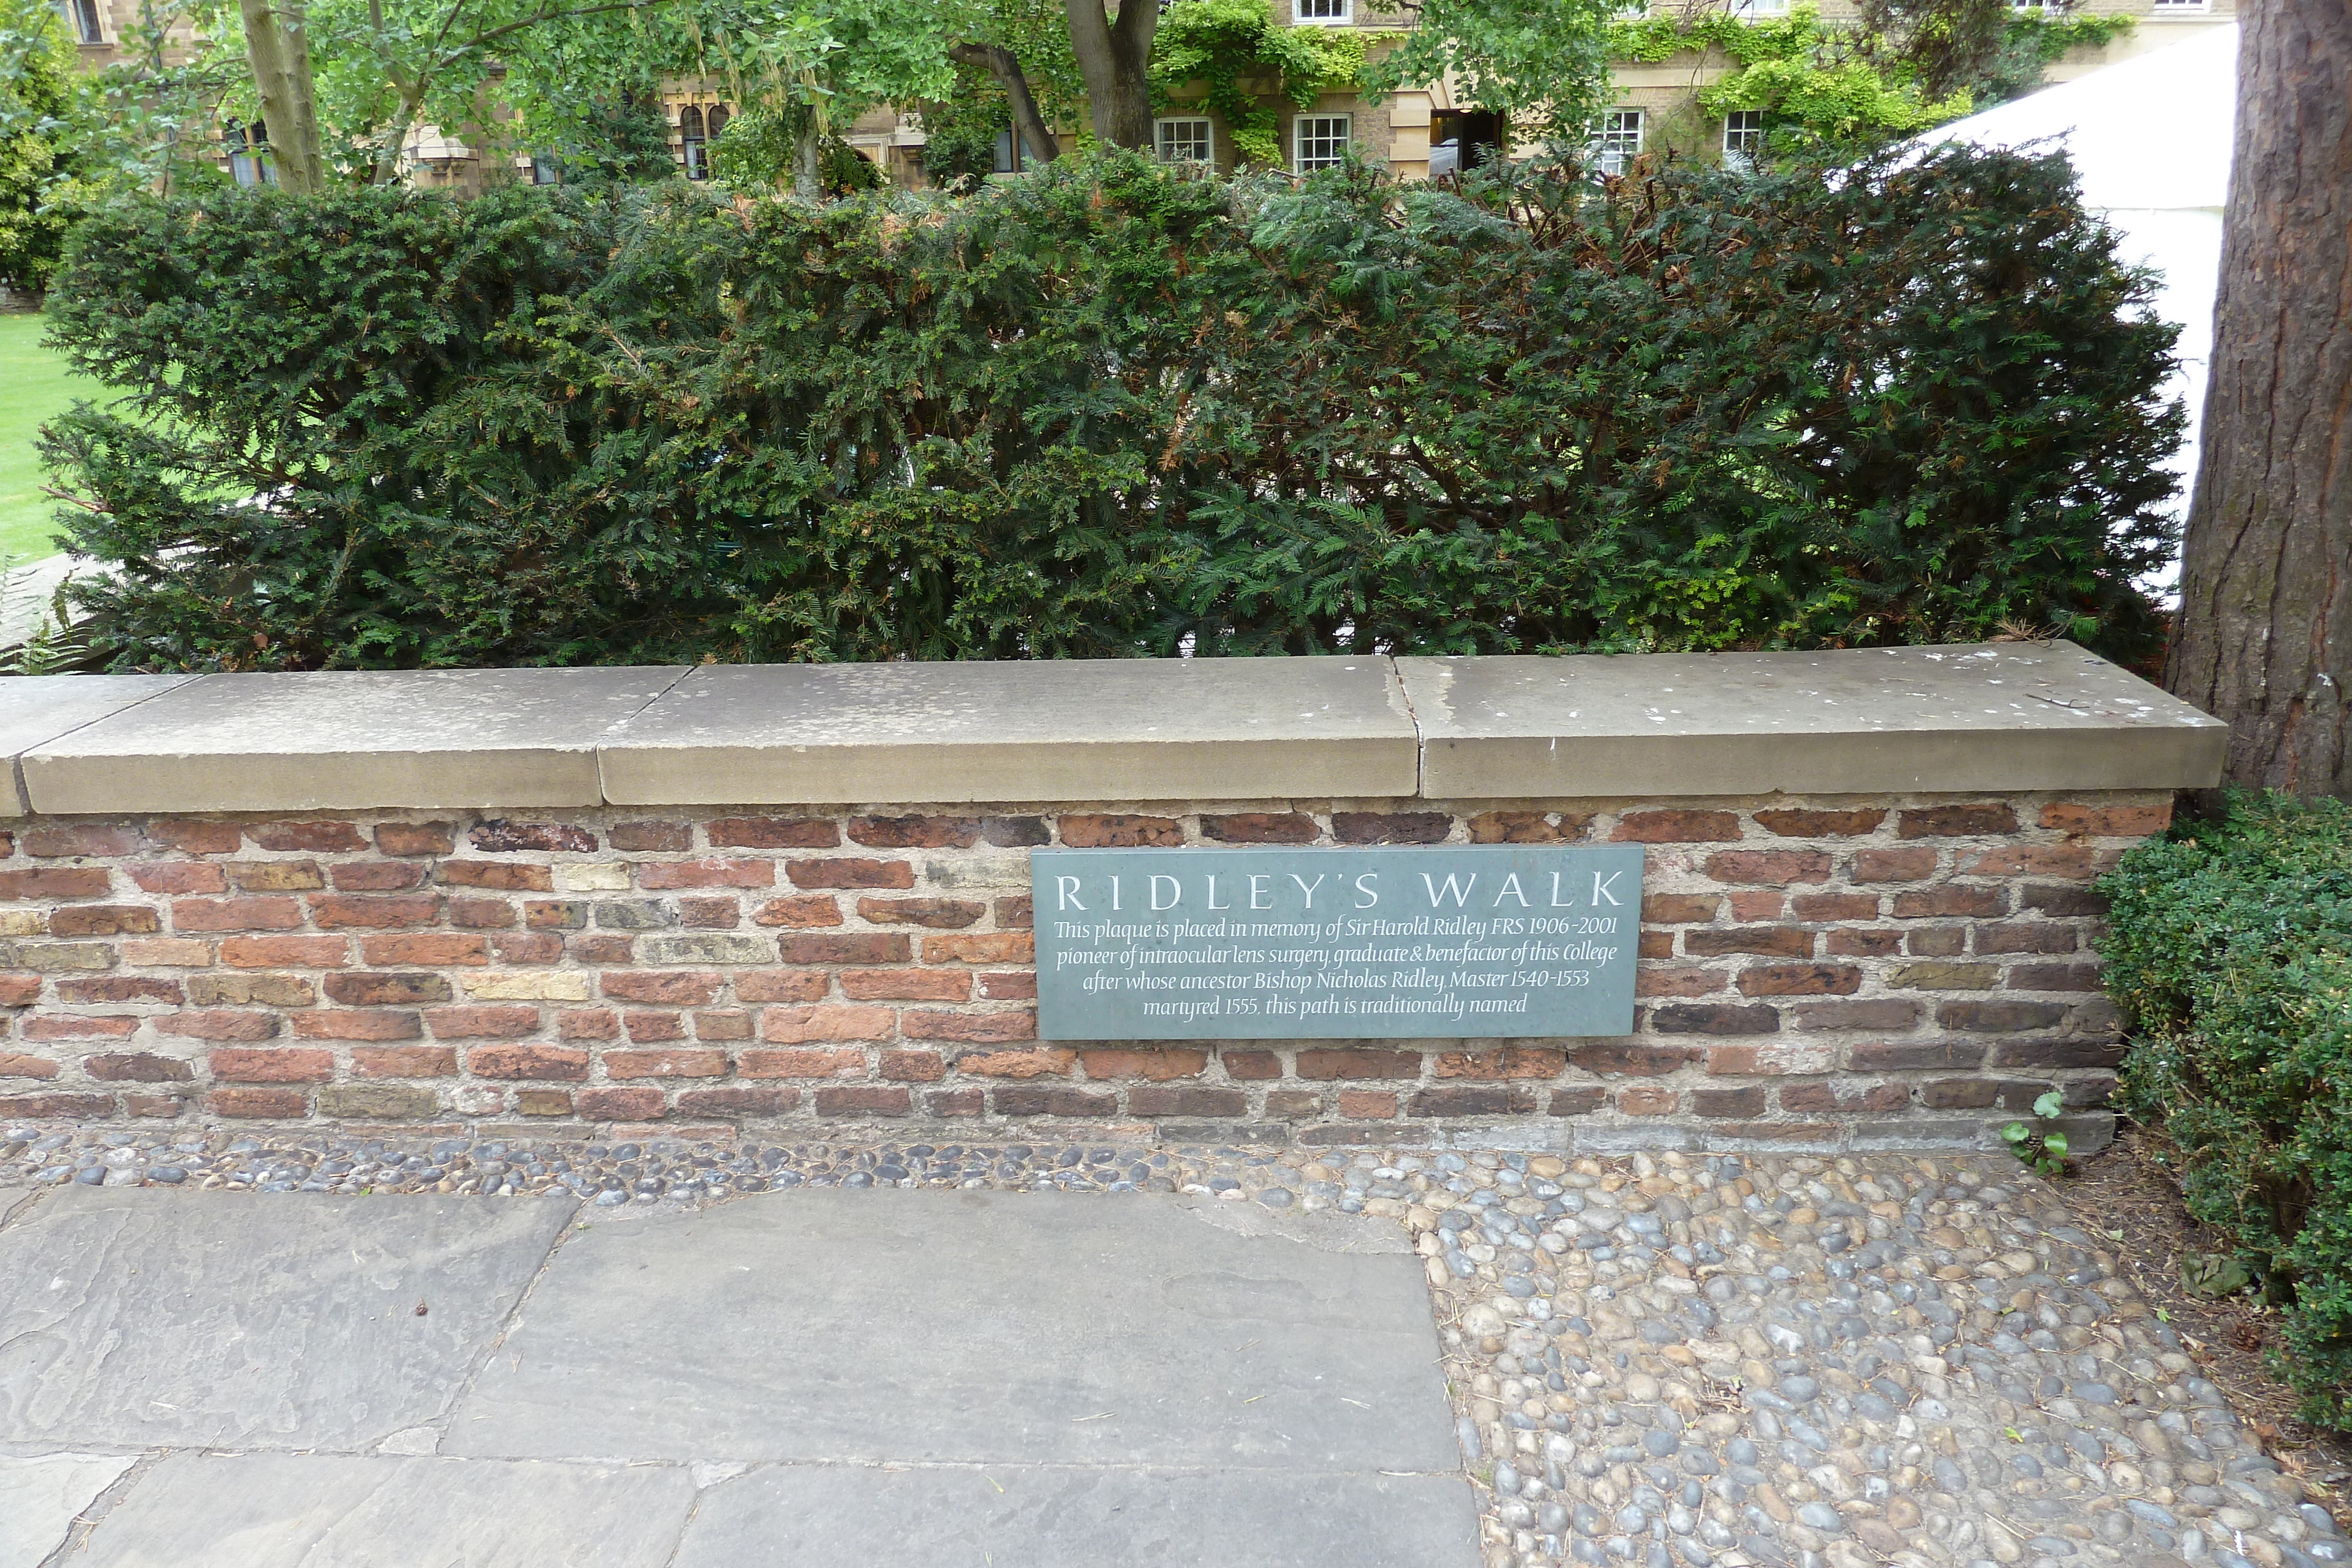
41, 147, 2181, 670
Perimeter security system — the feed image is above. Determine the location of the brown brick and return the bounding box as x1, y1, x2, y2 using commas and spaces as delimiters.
577, 1086, 666, 1119
1434, 1047, 1568, 1079
693, 1009, 753, 1041
1262, 1089, 1320, 1117
426, 1005, 542, 1039
1611, 1085, 1676, 1116
1777, 1082, 1837, 1114
752, 895, 843, 928
840, 969, 968, 1002
209, 1086, 306, 1118
1974, 922, 2079, 954
319, 1085, 439, 1119
1057, 814, 1183, 848
252, 821, 367, 853
83, 1052, 191, 1082
904, 1010, 1038, 1044
291, 1011, 420, 1041
624, 1012, 687, 1043
1983, 1037, 2125, 1068
0, 868, 110, 900
572, 935, 634, 967
361, 934, 489, 966
736, 971, 829, 1004
1956, 843, 2097, 879
208, 1047, 328, 1081
59, 976, 181, 1004
1638, 931, 1674, 959
992, 1085, 1115, 1117
0, 975, 39, 1006
676, 1086, 797, 1117
1920, 1077, 2052, 1111
1707, 849, 1832, 887
1934, 999, 2068, 1031
1546, 1087, 1608, 1115
2041, 801, 2171, 837
1851, 1040, 1985, 1070
375, 821, 457, 857
775, 933, 911, 966
710, 816, 841, 850
172, 896, 300, 932
920, 932, 1033, 965
1786, 998, 1920, 1032
1409, 1085, 1520, 1116
994, 895, 1033, 930
471, 821, 596, 854
1202, 813, 1319, 844
609, 821, 691, 852
123, 1093, 185, 1115
1295, 1049, 1421, 1079
605, 1048, 727, 1078
153, 821, 242, 855
1888, 962, 2000, 990
514, 1088, 574, 1115
13, 942, 113, 975
784, 858, 912, 891
1852, 847, 1939, 883
492, 931, 562, 964
1891, 887, 2006, 919
1685, 927, 1810, 958
1753, 807, 1886, 837
333, 862, 428, 891
1737, 963, 1861, 997
1648, 1002, 1778, 1035
1568, 1041, 1704, 1075
815, 1085, 910, 1116
324, 972, 452, 1006
678, 898, 739, 928
856, 897, 985, 929
309, 894, 441, 930
1792, 892, 1880, 921
1825, 930, 1902, 957
1905, 927, 1967, 957
159, 1010, 278, 1041
1614, 810, 1742, 843
1692, 1085, 1767, 1116
448, 898, 517, 930
353, 1045, 459, 1077
22, 824, 142, 858
1224, 1051, 1282, 1080
0, 1091, 115, 1117
131, 864, 228, 895
1642, 893, 1721, 924
522, 901, 587, 931
938, 1045, 1067, 1077
740, 1046, 866, 1078
1637, 966, 1729, 998
440, 861, 553, 891
1078, 1048, 1208, 1081
220, 934, 355, 968
227, 861, 325, 892
1332, 811, 1450, 845
468, 1044, 588, 1079
979, 972, 1037, 1001
846, 815, 980, 849
759, 1004, 894, 1043
601, 971, 724, 1007
1898, 803, 2018, 838
879, 1049, 946, 1082
1339, 1089, 1398, 1118
2007, 962, 2102, 991
1726, 891, 1784, 921
2022, 883, 2109, 917
1131, 1085, 1247, 1116
558, 1008, 622, 1042
1467, 810, 1591, 844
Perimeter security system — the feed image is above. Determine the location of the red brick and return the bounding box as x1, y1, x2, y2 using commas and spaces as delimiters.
840, 969, 969, 1001
0, 868, 110, 900
1642, 893, 1721, 924
1905, 927, 1967, 957
1692, 1085, 1768, 1116
610, 821, 692, 852
1332, 812, 1450, 845
1615, 1085, 1679, 1116
1202, 813, 1319, 844
468, 1043, 588, 1079
1131, 1085, 1247, 1116
426, 1005, 541, 1039
1736, 963, 1862, 997
172, 897, 299, 931
676, 1086, 797, 1116
308, 894, 442, 929
0, 975, 38, 1006
947, 1045, 1073, 1076
222, 935, 350, 968
1434, 1047, 1568, 1079
0, 1090, 113, 1118
1891, 887, 2006, 918
993, 1085, 1116, 1116
678, 898, 739, 928
1057, 814, 1183, 848
1707, 850, 1832, 886
753, 895, 843, 928
1079, 1048, 1208, 1080
741, 1047, 867, 1077
1753, 807, 1887, 837
1852, 847, 1939, 882
759, 1005, 893, 1043
980, 972, 1036, 1000
605, 1047, 726, 1078
1825, 930, 1903, 957
601, 971, 724, 1007
1295, 1049, 1419, 1079
710, 817, 841, 849
50, 906, 161, 938
227, 861, 325, 891
694, 1009, 752, 1041
559, 1008, 622, 1041
1792, 892, 1880, 921
59, 976, 179, 1004
921, 932, 1033, 965
209, 1086, 307, 1118
251, 821, 366, 852
440, 861, 553, 891
471, 821, 596, 853
1546, 1087, 1608, 1115
162, 1010, 280, 1041
353, 1045, 457, 1076
1726, 891, 1783, 921
904, 1010, 1038, 1044
333, 862, 428, 891
880, 1049, 946, 1082
153, 821, 242, 855
291, 1010, 420, 1040
856, 897, 985, 929
994, 896, 1033, 929
736, 971, 829, 1003
776, 934, 911, 965
1638, 966, 1729, 998
1684, 927, 1810, 958
577, 1086, 666, 1119
362, 934, 489, 966
22, 824, 142, 857
2040, 801, 2171, 837
209, 1047, 329, 1082
1224, 1051, 1281, 1080
1614, 810, 1742, 843
846, 815, 979, 849
572, 935, 634, 965
623, 1011, 687, 1042
82, 1052, 189, 1082
1898, 803, 2018, 838
1956, 843, 2097, 878
1339, 1089, 1398, 1118
1648, 1002, 1778, 1035
490, 933, 563, 965
1466, 811, 1591, 844
1409, 1085, 1526, 1117
448, 898, 517, 929
1787, 999, 1922, 1031
522, 902, 584, 935
131, 864, 228, 894
784, 859, 912, 891
816, 1086, 911, 1116
375, 821, 457, 857
624, 858, 773, 891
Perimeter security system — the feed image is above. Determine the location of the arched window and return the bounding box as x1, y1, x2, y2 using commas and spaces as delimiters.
680, 105, 707, 179
226, 121, 275, 188
56, 0, 103, 44
706, 104, 730, 143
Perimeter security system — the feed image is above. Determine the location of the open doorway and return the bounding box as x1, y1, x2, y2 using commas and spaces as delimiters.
1428, 110, 1504, 178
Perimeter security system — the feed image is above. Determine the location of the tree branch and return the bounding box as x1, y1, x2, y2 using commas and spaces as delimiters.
949, 41, 1060, 165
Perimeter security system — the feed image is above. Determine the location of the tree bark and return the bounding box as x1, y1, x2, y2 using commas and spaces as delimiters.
949, 41, 1060, 166
2166, 0, 2352, 797
239, 0, 325, 192
1064, 0, 1157, 149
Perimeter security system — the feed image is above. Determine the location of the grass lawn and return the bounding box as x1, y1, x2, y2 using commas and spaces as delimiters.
0, 311, 94, 563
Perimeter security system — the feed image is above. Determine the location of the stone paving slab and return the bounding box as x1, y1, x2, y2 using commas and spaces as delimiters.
446, 1189, 1455, 1470
674, 1462, 1480, 1568
0, 1188, 573, 1449
0, 1451, 136, 1567
71, 1454, 697, 1567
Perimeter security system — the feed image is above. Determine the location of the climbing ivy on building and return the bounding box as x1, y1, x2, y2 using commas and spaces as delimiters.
1149, 0, 1397, 165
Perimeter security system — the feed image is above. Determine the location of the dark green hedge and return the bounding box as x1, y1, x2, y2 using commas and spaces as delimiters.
39, 146, 2182, 669
2103, 794, 2352, 1431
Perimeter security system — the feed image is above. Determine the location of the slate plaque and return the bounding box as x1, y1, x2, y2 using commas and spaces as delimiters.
1032, 845, 1643, 1041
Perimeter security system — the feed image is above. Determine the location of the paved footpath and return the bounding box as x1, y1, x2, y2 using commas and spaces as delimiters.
1, 1128, 2344, 1568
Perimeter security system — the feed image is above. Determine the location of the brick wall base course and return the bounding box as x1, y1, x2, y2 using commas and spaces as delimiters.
0, 791, 2163, 1151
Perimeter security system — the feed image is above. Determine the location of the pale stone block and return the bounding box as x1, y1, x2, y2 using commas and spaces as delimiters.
557, 863, 633, 891
463, 972, 597, 1001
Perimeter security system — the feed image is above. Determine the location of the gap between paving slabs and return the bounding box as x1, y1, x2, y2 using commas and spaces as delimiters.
3, 1125, 2346, 1568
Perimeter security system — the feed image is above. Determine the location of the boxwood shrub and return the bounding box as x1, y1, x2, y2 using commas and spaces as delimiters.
2103, 793, 2352, 1430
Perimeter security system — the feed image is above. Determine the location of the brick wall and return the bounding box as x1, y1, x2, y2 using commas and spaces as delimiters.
0, 790, 2167, 1150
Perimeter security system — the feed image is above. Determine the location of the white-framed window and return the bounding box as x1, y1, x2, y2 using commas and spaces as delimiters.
1155, 117, 1214, 163
1728, 0, 1790, 15
1294, 0, 1349, 22
225, 121, 274, 188
55, 0, 103, 42
1293, 113, 1352, 172
1722, 109, 1763, 170
2149, 0, 2209, 9
680, 104, 709, 179
1592, 109, 1643, 176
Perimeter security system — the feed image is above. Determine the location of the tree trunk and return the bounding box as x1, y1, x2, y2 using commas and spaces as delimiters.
1064, 0, 1157, 149
239, 0, 324, 192
2166, 0, 2352, 797
949, 41, 1060, 166
794, 116, 823, 199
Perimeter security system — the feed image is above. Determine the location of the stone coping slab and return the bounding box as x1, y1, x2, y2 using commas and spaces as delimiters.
0, 643, 2221, 813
